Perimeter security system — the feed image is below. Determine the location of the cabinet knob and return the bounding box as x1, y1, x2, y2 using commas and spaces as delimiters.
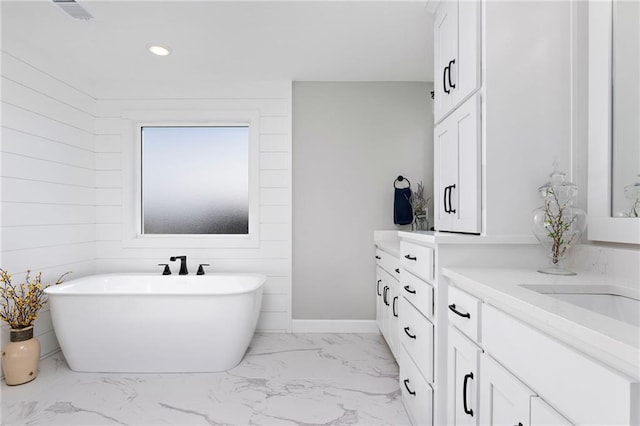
375, 255, 381, 260
394, 268, 400, 274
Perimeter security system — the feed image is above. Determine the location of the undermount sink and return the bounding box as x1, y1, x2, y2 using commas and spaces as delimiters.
520, 284, 640, 327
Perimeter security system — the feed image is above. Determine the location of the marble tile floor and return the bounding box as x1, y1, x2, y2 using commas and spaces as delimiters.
1, 333, 410, 426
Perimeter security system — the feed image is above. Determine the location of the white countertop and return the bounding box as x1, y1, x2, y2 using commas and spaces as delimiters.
443, 267, 640, 381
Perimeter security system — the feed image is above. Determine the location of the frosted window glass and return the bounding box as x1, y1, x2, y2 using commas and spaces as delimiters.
141, 126, 249, 234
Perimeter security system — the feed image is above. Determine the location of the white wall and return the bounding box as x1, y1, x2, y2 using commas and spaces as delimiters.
0, 51, 96, 356
92, 80, 293, 332
292, 82, 432, 321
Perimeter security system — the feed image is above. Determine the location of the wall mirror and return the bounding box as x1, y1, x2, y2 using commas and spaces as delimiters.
588, 0, 640, 244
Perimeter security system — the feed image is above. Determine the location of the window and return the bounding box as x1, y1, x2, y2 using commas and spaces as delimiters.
141, 126, 249, 235
121, 109, 260, 248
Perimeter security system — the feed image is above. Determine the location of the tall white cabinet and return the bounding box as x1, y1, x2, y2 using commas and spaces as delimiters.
433, 0, 577, 236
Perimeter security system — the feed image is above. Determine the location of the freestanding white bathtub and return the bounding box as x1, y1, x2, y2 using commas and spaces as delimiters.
45, 273, 265, 373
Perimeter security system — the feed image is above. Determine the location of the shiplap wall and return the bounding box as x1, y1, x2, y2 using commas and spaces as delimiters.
92, 81, 292, 332
0, 51, 96, 356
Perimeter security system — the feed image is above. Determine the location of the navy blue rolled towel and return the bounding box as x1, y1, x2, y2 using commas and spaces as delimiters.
394, 187, 413, 225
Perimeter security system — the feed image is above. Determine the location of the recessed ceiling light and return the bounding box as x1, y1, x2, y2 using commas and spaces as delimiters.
147, 43, 172, 57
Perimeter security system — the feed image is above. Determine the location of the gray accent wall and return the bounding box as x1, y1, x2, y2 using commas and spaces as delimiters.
292, 82, 433, 320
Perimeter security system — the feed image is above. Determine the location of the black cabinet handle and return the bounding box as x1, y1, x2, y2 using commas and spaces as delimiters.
375, 255, 381, 260
403, 379, 416, 396
443, 66, 450, 94
383, 287, 390, 306
448, 59, 456, 89
392, 297, 398, 317
443, 185, 450, 213
448, 184, 456, 214
463, 372, 474, 416
394, 268, 400, 274
515, 423, 523, 426
403, 285, 416, 295
376, 279, 382, 296
403, 327, 417, 339
448, 304, 471, 319
404, 254, 417, 261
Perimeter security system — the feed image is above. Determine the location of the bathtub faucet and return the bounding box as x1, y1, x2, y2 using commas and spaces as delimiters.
169, 256, 188, 275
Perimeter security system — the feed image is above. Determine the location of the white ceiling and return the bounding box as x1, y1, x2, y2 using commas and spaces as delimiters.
1, 1, 434, 93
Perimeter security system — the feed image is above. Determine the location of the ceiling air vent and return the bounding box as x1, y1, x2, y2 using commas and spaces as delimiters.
52, 0, 93, 20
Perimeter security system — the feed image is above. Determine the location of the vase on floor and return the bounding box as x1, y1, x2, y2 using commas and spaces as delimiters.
2, 325, 40, 385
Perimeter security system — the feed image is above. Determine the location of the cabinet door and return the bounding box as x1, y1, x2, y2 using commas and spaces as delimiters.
434, 0, 458, 123
447, 327, 481, 426
479, 354, 536, 426
452, 0, 481, 108
434, 94, 481, 234
375, 267, 384, 333
388, 276, 400, 358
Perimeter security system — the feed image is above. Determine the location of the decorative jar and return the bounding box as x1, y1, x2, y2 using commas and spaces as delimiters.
532, 167, 587, 275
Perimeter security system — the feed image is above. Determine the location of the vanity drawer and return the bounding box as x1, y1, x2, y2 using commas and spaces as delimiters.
448, 286, 481, 343
399, 296, 434, 382
375, 249, 400, 278
400, 346, 434, 426
400, 241, 434, 283
400, 270, 434, 318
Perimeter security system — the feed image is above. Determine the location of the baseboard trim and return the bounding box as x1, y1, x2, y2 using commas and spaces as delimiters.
291, 320, 379, 333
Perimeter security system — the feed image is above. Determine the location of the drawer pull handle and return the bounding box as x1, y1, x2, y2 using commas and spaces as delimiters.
448, 304, 471, 319
376, 280, 382, 296
383, 287, 390, 306
404, 254, 417, 261
463, 372, 474, 416
392, 296, 398, 317
403, 285, 416, 295
375, 255, 381, 260
403, 327, 417, 339
394, 268, 400, 274
403, 379, 416, 396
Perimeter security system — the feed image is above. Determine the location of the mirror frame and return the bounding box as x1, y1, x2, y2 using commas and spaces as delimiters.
588, 0, 640, 244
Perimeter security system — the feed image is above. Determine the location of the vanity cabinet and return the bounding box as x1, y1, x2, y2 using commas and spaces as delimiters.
375, 248, 400, 359
433, 0, 481, 123
434, 94, 481, 234
446, 277, 638, 426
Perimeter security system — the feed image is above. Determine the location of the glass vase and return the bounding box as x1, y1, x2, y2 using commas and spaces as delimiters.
412, 211, 429, 231
532, 168, 587, 275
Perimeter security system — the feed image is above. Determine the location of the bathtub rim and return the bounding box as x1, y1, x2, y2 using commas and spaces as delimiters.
44, 272, 267, 296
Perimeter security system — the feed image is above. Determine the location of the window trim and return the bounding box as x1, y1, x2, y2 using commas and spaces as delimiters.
121, 110, 260, 248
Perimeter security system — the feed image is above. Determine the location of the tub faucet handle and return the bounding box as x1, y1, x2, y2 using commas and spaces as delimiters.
169, 256, 188, 275
158, 264, 171, 275
197, 264, 210, 275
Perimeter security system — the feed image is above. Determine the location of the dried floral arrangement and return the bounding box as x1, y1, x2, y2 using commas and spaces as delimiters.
0, 269, 70, 329
410, 181, 430, 214
542, 189, 578, 265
